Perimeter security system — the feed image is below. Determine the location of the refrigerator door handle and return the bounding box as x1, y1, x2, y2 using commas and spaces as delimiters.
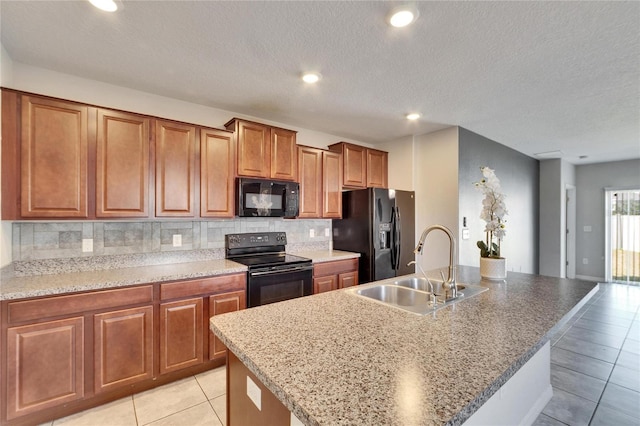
390, 207, 397, 269
395, 207, 402, 271
390, 207, 401, 271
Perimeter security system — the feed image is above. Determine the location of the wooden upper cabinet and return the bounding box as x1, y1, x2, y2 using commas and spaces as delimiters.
226, 118, 270, 178
200, 128, 235, 217
270, 127, 297, 181
297, 146, 323, 218
155, 120, 196, 217
96, 109, 150, 217
225, 118, 297, 180
20, 96, 89, 218
328, 142, 388, 190
328, 142, 366, 188
322, 150, 342, 218
366, 148, 388, 188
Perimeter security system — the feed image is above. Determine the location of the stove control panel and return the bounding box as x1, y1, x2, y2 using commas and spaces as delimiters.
225, 232, 287, 249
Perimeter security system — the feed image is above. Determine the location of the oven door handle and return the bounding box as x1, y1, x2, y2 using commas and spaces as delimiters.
249, 265, 314, 277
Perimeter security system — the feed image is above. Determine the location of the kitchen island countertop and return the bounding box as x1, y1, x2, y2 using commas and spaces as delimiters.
210, 266, 599, 425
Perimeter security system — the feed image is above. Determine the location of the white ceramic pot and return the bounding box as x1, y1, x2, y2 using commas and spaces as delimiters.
480, 257, 507, 280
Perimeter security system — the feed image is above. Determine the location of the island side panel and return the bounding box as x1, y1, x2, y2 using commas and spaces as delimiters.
228, 351, 290, 426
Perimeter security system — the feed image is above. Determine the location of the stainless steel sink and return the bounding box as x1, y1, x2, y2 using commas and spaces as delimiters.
356, 285, 432, 314
392, 277, 466, 294
351, 278, 488, 315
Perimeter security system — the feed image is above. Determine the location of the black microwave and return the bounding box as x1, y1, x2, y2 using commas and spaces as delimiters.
237, 178, 299, 218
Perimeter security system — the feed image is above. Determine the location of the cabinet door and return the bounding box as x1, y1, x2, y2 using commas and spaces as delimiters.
297, 146, 322, 218
322, 150, 343, 218
155, 120, 196, 216
313, 275, 338, 294
236, 120, 270, 178
6, 317, 84, 420
342, 143, 366, 188
160, 298, 204, 374
270, 128, 297, 181
201, 128, 235, 217
20, 96, 88, 218
94, 306, 153, 393
96, 109, 150, 217
338, 271, 358, 289
209, 290, 246, 360
366, 149, 388, 188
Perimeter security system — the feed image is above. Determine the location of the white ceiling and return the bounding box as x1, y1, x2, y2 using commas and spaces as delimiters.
1, 1, 639, 164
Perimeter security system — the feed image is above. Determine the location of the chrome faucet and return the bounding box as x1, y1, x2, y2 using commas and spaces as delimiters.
414, 225, 458, 299
407, 260, 435, 295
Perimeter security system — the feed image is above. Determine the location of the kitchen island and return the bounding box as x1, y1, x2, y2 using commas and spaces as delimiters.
210, 266, 599, 426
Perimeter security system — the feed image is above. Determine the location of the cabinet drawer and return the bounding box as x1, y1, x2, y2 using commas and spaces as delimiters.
160, 273, 246, 300
313, 258, 358, 277
7, 285, 153, 324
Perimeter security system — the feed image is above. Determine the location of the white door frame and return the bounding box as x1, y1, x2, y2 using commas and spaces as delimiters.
565, 185, 576, 279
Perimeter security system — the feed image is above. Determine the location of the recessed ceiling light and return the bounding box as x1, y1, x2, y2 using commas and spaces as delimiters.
89, 0, 117, 12
406, 113, 421, 121
388, 6, 419, 28
302, 72, 322, 84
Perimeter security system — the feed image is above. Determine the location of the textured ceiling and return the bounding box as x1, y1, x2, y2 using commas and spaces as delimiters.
1, 1, 639, 164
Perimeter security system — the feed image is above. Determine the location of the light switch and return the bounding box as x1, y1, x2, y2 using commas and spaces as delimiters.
462, 229, 470, 240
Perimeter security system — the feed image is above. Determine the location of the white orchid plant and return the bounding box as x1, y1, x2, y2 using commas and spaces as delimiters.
474, 167, 507, 258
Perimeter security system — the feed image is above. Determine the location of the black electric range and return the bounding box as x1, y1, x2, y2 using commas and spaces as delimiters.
225, 232, 313, 307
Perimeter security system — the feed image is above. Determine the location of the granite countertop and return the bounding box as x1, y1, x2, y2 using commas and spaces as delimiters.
210, 266, 599, 426
0, 249, 360, 301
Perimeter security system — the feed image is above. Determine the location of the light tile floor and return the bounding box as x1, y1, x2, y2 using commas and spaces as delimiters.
44, 367, 227, 426
45, 282, 639, 426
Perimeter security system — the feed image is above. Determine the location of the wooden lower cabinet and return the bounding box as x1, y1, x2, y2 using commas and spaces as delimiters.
209, 290, 246, 360
6, 317, 85, 420
1, 274, 246, 425
94, 306, 154, 393
313, 258, 359, 294
313, 275, 337, 294
160, 298, 203, 374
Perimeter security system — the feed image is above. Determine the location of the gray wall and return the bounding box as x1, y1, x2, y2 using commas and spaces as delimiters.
575, 159, 640, 280
458, 128, 540, 274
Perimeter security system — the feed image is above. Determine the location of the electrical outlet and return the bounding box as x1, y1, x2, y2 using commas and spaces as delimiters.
246, 376, 261, 410
325, 227, 330, 237
173, 234, 182, 247
582, 258, 589, 265
309, 229, 315, 238
583, 225, 592, 232
82, 238, 93, 252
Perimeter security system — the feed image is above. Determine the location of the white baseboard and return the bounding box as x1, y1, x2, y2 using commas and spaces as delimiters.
576, 274, 605, 282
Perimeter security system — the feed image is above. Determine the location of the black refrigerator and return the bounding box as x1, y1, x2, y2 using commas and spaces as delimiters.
332, 188, 415, 283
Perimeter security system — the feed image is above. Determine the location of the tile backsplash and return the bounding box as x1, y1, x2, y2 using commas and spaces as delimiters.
12, 218, 332, 261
